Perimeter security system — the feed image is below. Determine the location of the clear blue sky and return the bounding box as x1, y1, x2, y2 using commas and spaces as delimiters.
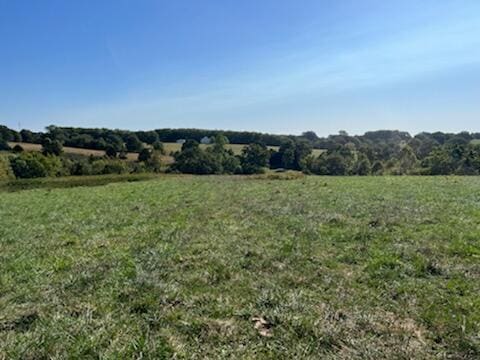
1, 0, 479, 135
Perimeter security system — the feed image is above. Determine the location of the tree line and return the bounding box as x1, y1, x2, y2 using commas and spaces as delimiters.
3, 124, 480, 179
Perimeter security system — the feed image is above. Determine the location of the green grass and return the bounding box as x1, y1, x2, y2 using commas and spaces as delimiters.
0, 173, 165, 192
1, 176, 479, 358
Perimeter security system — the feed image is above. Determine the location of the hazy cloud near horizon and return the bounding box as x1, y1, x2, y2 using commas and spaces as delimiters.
1, 0, 480, 135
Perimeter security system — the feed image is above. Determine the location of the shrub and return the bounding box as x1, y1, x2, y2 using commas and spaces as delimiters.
0, 139, 10, 151
138, 148, 152, 162
105, 146, 117, 158
152, 141, 165, 154
0, 155, 14, 180
241, 143, 270, 174
12, 144, 24, 153
42, 138, 63, 156
10, 153, 48, 178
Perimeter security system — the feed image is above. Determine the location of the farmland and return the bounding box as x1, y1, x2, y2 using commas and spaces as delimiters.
1, 176, 480, 358
8, 142, 324, 166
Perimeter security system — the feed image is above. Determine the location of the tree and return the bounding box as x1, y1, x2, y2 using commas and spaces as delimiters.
301, 131, 319, 142
41, 138, 63, 156
145, 152, 163, 173
125, 134, 143, 152
397, 145, 418, 174
182, 139, 200, 151
105, 146, 117, 158
293, 140, 313, 171
422, 148, 457, 175
241, 143, 270, 174
0, 139, 10, 151
137, 130, 159, 144
152, 141, 165, 154
12, 144, 24, 153
10, 153, 48, 178
20, 129, 36, 143
172, 146, 220, 174
371, 161, 384, 175
212, 134, 229, 153
138, 148, 152, 162
323, 154, 348, 175
353, 153, 371, 175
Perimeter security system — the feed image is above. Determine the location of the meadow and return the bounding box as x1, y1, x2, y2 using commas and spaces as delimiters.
1, 175, 479, 359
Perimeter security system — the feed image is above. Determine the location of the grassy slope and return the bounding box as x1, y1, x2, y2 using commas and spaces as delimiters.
1, 176, 479, 359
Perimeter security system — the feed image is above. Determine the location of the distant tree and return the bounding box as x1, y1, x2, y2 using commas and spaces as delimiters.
294, 140, 313, 170
422, 148, 457, 175
41, 138, 63, 156
241, 143, 270, 174
10, 152, 48, 178
212, 134, 229, 152
145, 152, 163, 173
12, 144, 24, 153
280, 140, 296, 169
323, 154, 348, 175
353, 153, 371, 175
137, 130, 160, 144
152, 141, 165, 154
301, 131, 319, 142
105, 146, 117, 158
172, 146, 220, 174
138, 148, 152, 162
182, 139, 200, 151
20, 129, 36, 143
125, 134, 143, 152
0, 125, 21, 142
371, 161, 384, 175
0, 139, 10, 151
397, 145, 419, 174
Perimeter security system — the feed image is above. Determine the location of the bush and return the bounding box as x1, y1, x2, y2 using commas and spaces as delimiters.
10, 153, 49, 178
42, 138, 63, 156
0, 139, 10, 151
105, 146, 117, 158
138, 148, 152, 162
152, 141, 165, 154
12, 144, 24, 153
0, 155, 14, 181
241, 143, 270, 174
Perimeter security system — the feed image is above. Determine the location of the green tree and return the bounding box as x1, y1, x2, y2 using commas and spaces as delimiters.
138, 148, 152, 162
125, 134, 144, 152
397, 145, 419, 174
241, 143, 270, 174
353, 153, 372, 175
105, 146, 117, 158
41, 138, 63, 156
0, 139, 10, 151
152, 141, 165, 154
10, 153, 48, 178
12, 144, 24, 153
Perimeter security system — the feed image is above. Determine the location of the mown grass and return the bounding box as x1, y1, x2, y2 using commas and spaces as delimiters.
1, 176, 479, 359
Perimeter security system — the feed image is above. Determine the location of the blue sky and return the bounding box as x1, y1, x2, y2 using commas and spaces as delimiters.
1, 0, 479, 135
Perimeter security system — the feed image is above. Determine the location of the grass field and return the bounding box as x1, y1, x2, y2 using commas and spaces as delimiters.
1, 176, 479, 358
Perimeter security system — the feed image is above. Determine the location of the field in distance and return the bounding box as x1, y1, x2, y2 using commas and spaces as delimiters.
8, 142, 324, 164
8, 142, 139, 160
1, 176, 479, 358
